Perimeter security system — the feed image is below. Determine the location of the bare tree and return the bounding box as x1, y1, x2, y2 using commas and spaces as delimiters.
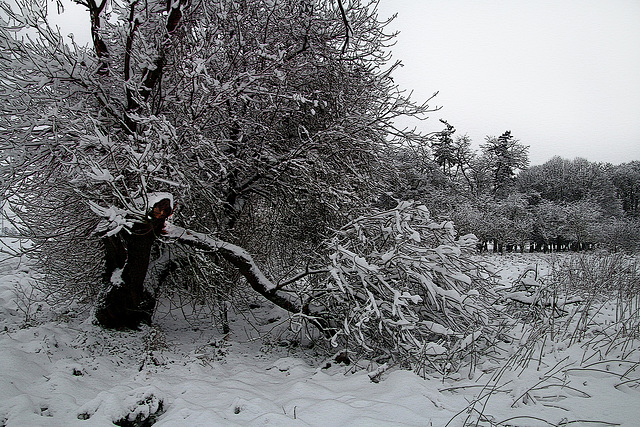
0, 0, 437, 330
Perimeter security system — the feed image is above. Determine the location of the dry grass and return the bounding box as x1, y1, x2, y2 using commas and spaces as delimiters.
447, 252, 640, 426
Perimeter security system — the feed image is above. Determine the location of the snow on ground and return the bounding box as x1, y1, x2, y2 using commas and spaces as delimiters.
0, 246, 638, 426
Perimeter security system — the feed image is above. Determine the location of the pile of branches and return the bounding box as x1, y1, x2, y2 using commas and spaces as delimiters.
316, 201, 504, 372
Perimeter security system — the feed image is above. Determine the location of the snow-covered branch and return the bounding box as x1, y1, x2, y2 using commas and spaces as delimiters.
325, 201, 492, 361
163, 223, 329, 332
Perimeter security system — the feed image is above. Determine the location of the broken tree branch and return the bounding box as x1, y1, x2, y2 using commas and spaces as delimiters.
163, 223, 333, 335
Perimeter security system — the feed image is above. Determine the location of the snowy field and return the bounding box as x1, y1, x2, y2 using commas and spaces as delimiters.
1, 243, 639, 426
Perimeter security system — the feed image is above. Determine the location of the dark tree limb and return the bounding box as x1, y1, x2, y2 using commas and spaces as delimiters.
124, 1, 142, 133
75, 0, 109, 73
336, 0, 352, 54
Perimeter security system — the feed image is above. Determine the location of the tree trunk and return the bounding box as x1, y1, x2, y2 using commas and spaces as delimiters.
94, 199, 172, 329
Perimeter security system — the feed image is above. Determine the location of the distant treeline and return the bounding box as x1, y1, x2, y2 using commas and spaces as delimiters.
386, 126, 640, 253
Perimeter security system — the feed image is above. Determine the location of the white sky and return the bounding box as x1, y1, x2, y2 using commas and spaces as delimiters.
48, 0, 640, 166
376, 0, 640, 165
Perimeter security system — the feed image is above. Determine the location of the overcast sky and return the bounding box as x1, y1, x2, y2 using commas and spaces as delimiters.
49, 0, 640, 166
376, 0, 640, 165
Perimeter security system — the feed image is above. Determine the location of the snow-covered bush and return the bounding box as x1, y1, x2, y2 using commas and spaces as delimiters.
322, 201, 495, 371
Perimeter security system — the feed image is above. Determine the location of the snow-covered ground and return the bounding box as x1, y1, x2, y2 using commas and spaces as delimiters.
1, 246, 638, 426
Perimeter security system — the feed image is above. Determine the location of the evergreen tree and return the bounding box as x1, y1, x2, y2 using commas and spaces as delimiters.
431, 119, 457, 177
481, 131, 529, 197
